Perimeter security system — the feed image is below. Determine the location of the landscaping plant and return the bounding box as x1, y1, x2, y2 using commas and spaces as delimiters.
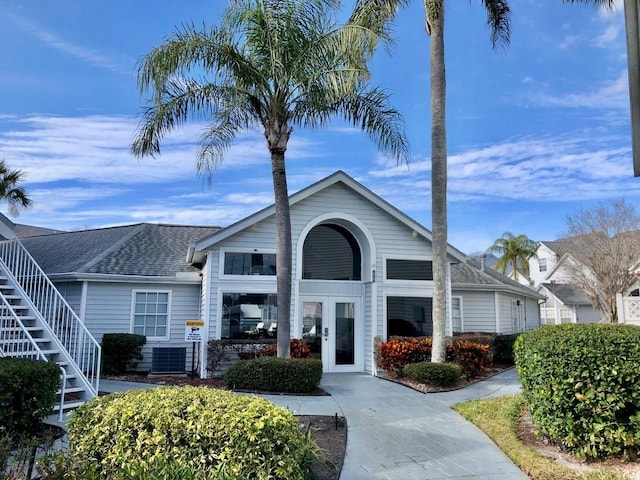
67, 386, 319, 480
224, 357, 322, 393
404, 361, 462, 387
515, 324, 640, 459
101, 333, 146, 374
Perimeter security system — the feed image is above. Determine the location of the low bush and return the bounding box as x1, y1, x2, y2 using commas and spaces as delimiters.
224, 357, 322, 393
101, 333, 146, 374
0, 358, 60, 435
67, 386, 319, 480
515, 324, 640, 460
404, 362, 462, 387
237, 339, 312, 360
377, 337, 488, 378
492, 333, 520, 365
453, 340, 492, 379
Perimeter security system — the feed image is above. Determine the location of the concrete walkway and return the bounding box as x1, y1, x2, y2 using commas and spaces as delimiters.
76, 369, 527, 479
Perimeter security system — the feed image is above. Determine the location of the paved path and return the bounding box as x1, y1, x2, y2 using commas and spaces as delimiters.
76, 369, 527, 479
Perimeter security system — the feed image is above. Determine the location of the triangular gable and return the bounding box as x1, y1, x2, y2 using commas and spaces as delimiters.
0, 213, 16, 240
187, 170, 467, 264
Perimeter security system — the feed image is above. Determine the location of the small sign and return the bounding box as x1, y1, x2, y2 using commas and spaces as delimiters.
185, 320, 205, 342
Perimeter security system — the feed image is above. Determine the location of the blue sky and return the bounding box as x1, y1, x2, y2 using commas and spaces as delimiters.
0, 0, 634, 254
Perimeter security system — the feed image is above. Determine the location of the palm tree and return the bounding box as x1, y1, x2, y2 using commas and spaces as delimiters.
132, 0, 409, 358
490, 232, 538, 282
0, 160, 32, 216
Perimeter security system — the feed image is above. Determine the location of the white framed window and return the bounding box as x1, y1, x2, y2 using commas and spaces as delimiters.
384, 255, 434, 284
539, 258, 547, 272
221, 250, 277, 277
452, 296, 463, 333
131, 290, 171, 340
221, 292, 277, 339
560, 308, 572, 323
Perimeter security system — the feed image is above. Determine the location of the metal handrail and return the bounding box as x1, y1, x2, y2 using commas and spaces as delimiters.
0, 292, 67, 417
0, 238, 101, 396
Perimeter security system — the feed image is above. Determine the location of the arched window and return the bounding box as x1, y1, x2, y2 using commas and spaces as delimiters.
303, 224, 361, 280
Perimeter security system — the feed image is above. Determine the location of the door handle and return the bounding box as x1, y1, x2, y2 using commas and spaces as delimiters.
324, 327, 329, 337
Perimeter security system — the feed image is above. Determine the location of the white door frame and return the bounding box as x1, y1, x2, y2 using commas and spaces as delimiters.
300, 295, 363, 373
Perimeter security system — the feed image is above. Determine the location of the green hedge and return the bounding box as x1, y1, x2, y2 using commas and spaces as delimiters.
67, 386, 318, 480
224, 357, 322, 393
101, 333, 146, 374
492, 333, 520, 364
515, 324, 640, 459
0, 358, 60, 435
404, 362, 462, 387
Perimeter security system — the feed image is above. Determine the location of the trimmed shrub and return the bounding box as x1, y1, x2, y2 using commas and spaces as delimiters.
492, 333, 520, 365
404, 362, 462, 387
453, 340, 492, 379
67, 386, 319, 480
0, 358, 60, 435
101, 333, 146, 374
515, 324, 640, 459
224, 357, 322, 393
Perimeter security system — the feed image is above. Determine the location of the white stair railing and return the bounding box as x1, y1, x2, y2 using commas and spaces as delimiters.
0, 238, 100, 396
0, 293, 68, 419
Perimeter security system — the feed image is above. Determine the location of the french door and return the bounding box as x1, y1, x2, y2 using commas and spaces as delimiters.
301, 296, 362, 372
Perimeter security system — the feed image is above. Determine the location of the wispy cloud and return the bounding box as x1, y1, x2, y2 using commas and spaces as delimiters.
6, 12, 130, 74
529, 70, 629, 110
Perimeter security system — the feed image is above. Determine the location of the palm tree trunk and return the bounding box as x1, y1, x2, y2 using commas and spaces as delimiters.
271, 150, 292, 358
429, 0, 447, 363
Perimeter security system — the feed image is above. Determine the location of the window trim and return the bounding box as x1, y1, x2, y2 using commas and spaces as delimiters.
383, 255, 434, 285
218, 289, 278, 340
219, 248, 277, 279
130, 289, 172, 341
538, 257, 548, 272
383, 293, 434, 339
451, 296, 464, 333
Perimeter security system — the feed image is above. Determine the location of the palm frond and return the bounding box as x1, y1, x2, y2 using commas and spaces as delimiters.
480, 0, 511, 49
561, 0, 617, 9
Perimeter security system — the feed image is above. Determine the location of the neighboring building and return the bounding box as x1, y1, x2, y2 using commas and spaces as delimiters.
5, 171, 543, 382
528, 239, 605, 324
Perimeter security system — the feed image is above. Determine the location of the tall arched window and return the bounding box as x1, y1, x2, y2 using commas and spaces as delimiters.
302, 224, 361, 280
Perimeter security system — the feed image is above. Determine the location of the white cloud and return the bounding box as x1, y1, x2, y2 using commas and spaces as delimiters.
6, 12, 130, 74
530, 70, 629, 110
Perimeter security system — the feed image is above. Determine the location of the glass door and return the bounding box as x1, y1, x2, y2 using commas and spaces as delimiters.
301, 297, 361, 372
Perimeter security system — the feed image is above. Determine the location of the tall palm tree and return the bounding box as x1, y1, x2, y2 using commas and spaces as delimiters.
0, 160, 32, 216
490, 232, 538, 282
132, 0, 409, 358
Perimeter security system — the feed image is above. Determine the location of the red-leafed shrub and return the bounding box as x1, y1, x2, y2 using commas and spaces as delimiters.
289, 339, 313, 358
237, 339, 311, 360
453, 340, 492, 379
377, 337, 488, 378
376, 337, 455, 377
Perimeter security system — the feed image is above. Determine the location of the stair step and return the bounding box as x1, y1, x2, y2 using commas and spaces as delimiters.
53, 400, 85, 412
58, 386, 86, 394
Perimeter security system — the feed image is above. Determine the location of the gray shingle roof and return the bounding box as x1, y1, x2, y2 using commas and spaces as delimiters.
452, 257, 542, 298
20, 223, 220, 277
542, 283, 591, 305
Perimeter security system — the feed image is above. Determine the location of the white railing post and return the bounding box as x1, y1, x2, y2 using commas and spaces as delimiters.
0, 238, 101, 398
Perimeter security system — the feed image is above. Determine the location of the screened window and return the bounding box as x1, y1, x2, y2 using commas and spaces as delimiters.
386, 259, 433, 281
303, 225, 361, 280
221, 292, 277, 339
132, 291, 170, 339
224, 252, 276, 276
387, 296, 432, 337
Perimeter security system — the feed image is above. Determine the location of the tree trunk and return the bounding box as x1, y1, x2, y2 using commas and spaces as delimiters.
429, 0, 447, 363
271, 149, 292, 358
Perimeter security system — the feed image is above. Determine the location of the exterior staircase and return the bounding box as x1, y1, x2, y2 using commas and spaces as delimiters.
0, 238, 101, 420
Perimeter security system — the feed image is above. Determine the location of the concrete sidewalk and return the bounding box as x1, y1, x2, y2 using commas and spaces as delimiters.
64, 369, 527, 480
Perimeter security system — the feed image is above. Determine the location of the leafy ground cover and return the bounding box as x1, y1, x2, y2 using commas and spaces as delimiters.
453, 395, 640, 480
101, 374, 343, 480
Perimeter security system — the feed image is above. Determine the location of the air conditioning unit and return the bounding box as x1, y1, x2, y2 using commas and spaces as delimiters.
151, 347, 186, 374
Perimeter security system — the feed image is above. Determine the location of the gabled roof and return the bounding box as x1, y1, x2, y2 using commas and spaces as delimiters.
187, 170, 467, 264
540, 239, 573, 257
452, 257, 545, 300
20, 223, 220, 279
541, 283, 591, 306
